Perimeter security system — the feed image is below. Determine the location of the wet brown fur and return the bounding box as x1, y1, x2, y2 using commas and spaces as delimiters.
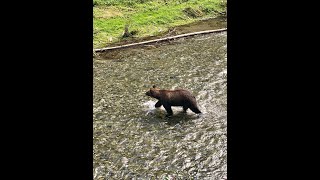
145, 85, 202, 116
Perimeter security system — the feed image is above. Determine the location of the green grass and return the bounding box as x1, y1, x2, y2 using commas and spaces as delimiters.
93, 0, 227, 48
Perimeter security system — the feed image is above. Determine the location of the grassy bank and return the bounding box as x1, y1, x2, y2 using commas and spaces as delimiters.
93, 0, 227, 48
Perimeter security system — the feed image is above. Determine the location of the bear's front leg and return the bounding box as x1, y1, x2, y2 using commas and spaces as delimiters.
183, 105, 188, 113
155, 101, 162, 108
163, 104, 173, 117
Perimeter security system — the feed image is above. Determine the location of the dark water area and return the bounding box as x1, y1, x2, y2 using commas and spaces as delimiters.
93, 22, 227, 179
170, 16, 227, 35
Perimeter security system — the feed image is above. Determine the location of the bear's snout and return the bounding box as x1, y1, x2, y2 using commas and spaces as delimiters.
146, 91, 151, 96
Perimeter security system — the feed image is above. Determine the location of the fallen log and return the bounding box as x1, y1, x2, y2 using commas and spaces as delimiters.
94, 28, 227, 52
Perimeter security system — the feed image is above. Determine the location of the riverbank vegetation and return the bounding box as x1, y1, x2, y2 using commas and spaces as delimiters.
93, 0, 227, 48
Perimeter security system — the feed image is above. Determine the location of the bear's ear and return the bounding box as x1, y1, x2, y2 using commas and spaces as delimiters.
153, 85, 157, 88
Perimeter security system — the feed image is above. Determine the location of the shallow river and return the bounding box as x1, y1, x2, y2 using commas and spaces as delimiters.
93, 31, 227, 179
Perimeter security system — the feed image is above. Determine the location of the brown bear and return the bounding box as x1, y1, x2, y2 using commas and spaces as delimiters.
145, 85, 202, 117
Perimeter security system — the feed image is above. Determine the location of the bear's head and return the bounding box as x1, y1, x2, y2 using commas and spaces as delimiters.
145, 85, 160, 99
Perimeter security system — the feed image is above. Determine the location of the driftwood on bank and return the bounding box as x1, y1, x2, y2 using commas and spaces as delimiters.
94, 28, 227, 52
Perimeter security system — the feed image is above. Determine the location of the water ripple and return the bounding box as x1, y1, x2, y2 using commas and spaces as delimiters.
94, 31, 227, 179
